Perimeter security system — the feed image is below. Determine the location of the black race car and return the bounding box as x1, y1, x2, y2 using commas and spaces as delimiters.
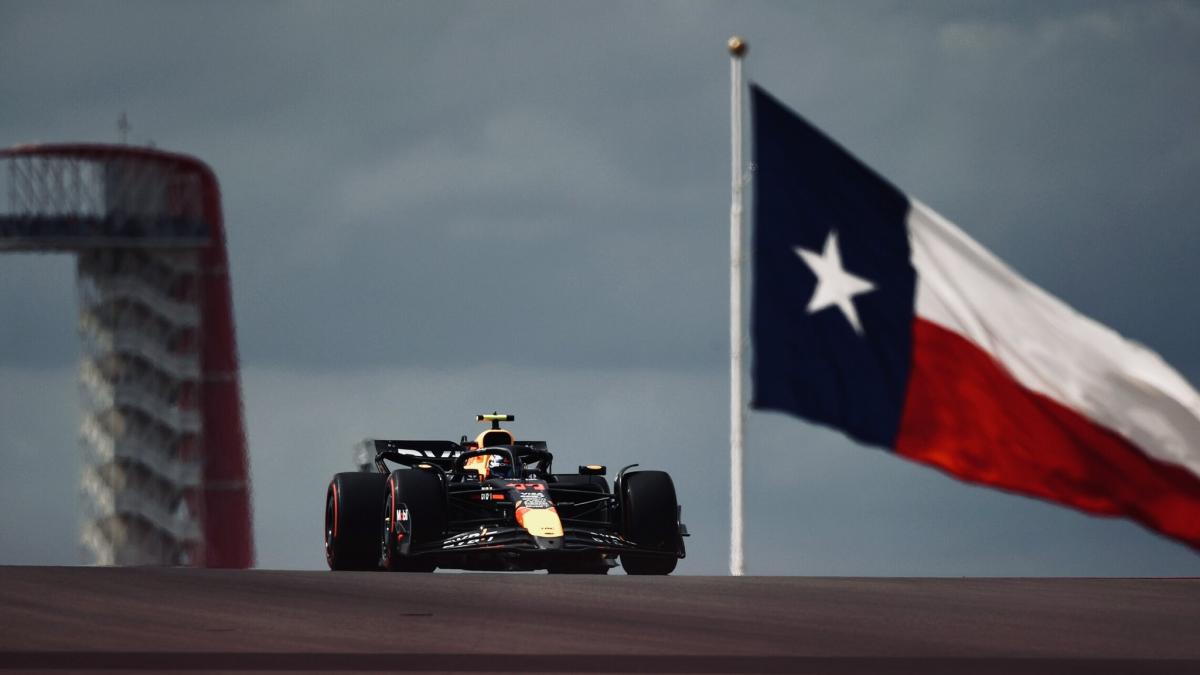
324, 413, 687, 574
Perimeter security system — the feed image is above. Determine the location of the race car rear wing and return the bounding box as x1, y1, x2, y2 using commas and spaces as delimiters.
353, 438, 548, 473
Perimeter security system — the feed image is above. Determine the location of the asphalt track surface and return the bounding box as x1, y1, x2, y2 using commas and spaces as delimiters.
2, 567, 1199, 674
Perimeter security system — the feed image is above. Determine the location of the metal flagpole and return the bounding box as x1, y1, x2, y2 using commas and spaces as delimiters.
728, 35, 747, 577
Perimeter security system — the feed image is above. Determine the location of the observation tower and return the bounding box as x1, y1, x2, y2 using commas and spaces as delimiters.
0, 144, 253, 567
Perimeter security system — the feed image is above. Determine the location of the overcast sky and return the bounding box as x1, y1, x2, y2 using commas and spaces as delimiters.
2, 0, 1199, 575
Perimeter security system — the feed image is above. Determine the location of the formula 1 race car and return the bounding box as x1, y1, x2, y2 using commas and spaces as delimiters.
324, 414, 687, 574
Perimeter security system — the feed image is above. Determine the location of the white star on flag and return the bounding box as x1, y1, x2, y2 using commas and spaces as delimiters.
794, 230, 876, 334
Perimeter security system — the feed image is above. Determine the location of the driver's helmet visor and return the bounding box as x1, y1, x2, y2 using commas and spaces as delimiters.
487, 453, 513, 478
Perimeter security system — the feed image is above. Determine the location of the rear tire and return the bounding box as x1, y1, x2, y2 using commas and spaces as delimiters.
381, 469, 445, 573
619, 471, 680, 575
550, 474, 612, 530
325, 472, 387, 571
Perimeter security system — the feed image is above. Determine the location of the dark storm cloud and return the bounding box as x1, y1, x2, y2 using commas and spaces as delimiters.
3, 1, 1199, 374
2, 1, 735, 370
2, 1, 1199, 574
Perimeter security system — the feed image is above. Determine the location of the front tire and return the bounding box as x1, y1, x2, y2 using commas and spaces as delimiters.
325, 472, 387, 571
380, 469, 445, 573
619, 470, 680, 575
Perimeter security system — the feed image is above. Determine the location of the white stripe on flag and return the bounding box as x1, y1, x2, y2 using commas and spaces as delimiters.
907, 198, 1200, 479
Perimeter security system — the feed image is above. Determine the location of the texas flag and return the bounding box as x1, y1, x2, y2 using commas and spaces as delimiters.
750, 85, 1200, 549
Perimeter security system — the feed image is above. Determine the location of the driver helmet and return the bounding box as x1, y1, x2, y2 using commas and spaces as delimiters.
487, 453, 514, 479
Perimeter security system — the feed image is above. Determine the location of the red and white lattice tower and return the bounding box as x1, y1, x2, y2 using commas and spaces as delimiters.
0, 144, 253, 567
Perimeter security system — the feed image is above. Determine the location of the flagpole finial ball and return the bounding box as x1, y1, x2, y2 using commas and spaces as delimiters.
728, 36, 748, 57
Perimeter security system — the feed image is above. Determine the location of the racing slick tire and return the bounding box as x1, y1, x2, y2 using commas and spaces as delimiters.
619, 470, 680, 575
381, 469, 445, 573
325, 472, 387, 571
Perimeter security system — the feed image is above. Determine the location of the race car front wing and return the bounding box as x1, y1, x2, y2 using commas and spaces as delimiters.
412, 525, 682, 559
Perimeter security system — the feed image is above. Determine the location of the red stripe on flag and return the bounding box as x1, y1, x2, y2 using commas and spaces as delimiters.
896, 318, 1200, 549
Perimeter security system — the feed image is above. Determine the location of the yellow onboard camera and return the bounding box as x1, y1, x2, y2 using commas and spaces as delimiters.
477, 413, 514, 430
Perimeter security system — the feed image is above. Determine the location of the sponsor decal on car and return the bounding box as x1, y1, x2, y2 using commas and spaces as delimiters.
519, 492, 550, 509
589, 531, 628, 546
442, 527, 496, 549
389, 448, 462, 459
